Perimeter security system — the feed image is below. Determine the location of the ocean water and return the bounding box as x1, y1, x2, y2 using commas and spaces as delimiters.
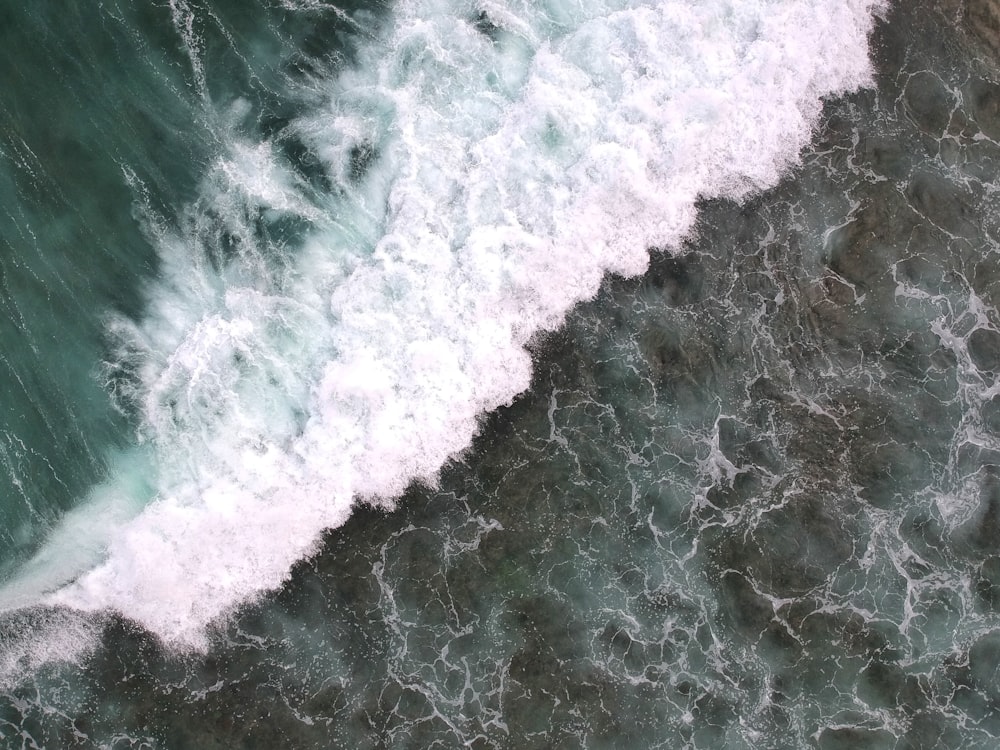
2, 0, 1000, 746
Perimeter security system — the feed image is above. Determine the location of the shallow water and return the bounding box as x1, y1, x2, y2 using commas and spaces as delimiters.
3, 0, 1000, 747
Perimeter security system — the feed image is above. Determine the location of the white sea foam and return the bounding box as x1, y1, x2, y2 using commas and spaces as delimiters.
0, 609, 100, 691
0, 0, 884, 649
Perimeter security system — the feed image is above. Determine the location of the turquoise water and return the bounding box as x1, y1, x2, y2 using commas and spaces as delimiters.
3, 0, 1000, 747
0, 0, 383, 573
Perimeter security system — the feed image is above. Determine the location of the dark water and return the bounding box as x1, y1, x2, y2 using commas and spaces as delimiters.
3, 0, 1000, 747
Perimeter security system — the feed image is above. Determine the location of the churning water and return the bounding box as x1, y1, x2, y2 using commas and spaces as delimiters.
2, 0, 1000, 747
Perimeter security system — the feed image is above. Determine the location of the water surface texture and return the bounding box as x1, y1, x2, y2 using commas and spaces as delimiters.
2, 0, 1000, 747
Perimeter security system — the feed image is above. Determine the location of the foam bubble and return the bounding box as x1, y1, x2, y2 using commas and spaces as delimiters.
1, 0, 884, 649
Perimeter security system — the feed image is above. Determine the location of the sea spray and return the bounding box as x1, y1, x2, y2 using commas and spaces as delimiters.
1, 0, 884, 650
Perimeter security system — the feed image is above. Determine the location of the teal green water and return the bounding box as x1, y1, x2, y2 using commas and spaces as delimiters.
3, 0, 1000, 747
0, 2, 170, 562
0, 0, 384, 574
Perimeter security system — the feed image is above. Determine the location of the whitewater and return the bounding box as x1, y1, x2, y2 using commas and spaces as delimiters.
0, 0, 883, 665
